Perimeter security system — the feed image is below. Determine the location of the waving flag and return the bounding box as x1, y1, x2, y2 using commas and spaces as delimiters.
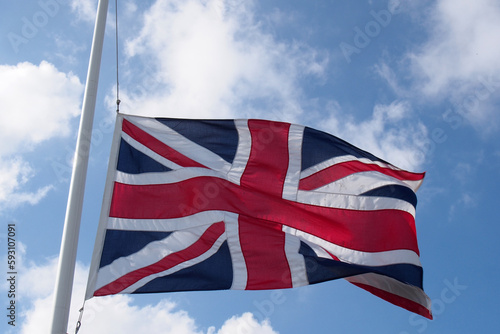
85, 114, 432, 319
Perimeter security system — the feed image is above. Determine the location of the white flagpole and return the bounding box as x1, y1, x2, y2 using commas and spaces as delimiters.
50, 0, 109, 333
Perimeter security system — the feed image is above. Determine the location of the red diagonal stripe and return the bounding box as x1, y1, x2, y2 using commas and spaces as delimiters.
299, 160, 425, 191
94, 222, 225, 296
351, 282, 432, 319
109, 178, 419, 254
122, 118, 206, 168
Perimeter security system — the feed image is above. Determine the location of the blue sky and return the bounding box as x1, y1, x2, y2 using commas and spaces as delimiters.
1, 0, 499, 333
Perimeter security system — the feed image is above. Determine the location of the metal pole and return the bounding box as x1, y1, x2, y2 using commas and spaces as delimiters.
50, 0, 109, 333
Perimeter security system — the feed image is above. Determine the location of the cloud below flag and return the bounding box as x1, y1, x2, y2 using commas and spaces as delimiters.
85, 113, 432, 319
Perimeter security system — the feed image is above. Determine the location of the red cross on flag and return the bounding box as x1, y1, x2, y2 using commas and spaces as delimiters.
85, 114, 432, 319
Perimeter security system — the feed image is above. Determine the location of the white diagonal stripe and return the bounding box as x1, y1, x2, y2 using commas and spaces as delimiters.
125, 115, 232, 173
115, 168, 226, 185
122, 131, 181, 170
282, 226, 422, 267
122, 231, 227, 294
346, 273, 431, 311
313, 171, 415, 195
107, 211, 227, 232
95, 224, 212, 290
300, 155, 423, 191
296, 190, 416, 216
300, 155, 395, 179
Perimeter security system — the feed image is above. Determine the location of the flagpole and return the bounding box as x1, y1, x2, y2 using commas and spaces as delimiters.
50, 0, 109, 333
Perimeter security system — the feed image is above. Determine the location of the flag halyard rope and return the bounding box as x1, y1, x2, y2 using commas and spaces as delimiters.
74, 304, 85, 334
115, 0, 120, 113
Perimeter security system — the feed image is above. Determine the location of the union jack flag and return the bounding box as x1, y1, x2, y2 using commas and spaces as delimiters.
85, 114, 432, 319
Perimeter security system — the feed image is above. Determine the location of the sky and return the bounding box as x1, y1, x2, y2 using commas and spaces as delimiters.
0, 0, 499, 333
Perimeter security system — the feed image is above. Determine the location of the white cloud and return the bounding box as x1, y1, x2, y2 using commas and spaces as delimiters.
322, 100, 428, 171
213, 312, 279, 334
448, 192, 477, 222
373, 62, 409, 98
410, 0, 500, 93
70, 0, 98, 23
115, 0, 425, 171
80, 297, 203, 334
0, 158, 53, 209
0, 61, 83, 211
406, 0, 500, 131
452, 162, 474, 185
0, 62, 83, 153
13, 250, 279, 334
118, 0, 328, 121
